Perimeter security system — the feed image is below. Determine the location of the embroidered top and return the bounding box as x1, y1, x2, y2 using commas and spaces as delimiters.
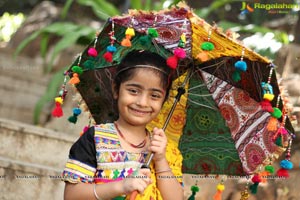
62, 123, 183, 200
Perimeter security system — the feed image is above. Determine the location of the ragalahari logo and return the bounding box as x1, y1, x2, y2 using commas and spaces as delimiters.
240, 2, 254, 15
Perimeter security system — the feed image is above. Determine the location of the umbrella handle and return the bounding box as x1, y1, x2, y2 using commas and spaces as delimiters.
129, 191, 138, 200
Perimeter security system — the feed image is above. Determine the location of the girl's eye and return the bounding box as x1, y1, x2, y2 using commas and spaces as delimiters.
151, 93, 162, 99
128, 88, 139, 94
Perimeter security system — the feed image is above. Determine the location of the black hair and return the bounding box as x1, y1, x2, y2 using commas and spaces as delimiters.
114, 50, 173, 101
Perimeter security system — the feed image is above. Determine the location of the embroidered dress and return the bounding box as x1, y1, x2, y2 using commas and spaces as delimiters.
62, 123, 183, 199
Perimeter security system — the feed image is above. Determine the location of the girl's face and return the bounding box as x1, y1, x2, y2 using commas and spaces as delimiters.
114, 68, 166, 127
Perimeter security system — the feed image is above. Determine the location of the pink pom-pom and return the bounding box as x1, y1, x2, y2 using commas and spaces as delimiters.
251, 174, 262, 183
277, 127, 288, 135
83, 126, 89, 133
88, 47, 98, 57
174, 47, 186, 59
103, 52, 113, 62
260, 100, 274, 113
166, 55, 178, 69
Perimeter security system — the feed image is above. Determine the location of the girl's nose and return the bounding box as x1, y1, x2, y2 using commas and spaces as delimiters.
136, 94, 148, 106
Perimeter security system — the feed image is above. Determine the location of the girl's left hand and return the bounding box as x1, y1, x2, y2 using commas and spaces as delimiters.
149, 127, 167, 162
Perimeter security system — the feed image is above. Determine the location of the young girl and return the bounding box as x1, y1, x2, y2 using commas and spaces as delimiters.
62, 50, 183, 200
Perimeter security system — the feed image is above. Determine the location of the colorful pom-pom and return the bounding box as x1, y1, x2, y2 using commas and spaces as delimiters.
275, 134, 283, 146
213, 183, 225, 200
83, 60, 95, 70
263, 93, 275, 101
271, 107, 282, 119
125, 27, 135, 37
147, 28, 159, 38
264, 165, 275, 174
166, 55, 178, 69
73, 107, 82, 115
201, 41, 215, 51
103, 52, 113, 63
260, 100, 274, 113
174, 48, 186, 59
71, 66, 83, 75
197, 52, 209, 62
107, 45, 117, 53
249, 182, 259, 194
55, 97, 63, 104
87, 47, 98, 57
68, 115, 78, 124
280, 160, 293, 170
234, 60, 247, 72
276, 168, 289, 178
139, 35, 151, 46
68, 73, 80, 85
121, 35, 132, 47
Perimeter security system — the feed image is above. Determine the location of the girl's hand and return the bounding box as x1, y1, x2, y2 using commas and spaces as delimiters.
122, 168, 152, 194
149, 127, 168, 162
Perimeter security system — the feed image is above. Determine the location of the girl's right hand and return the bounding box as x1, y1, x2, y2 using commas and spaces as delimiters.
122, 168, 152, 194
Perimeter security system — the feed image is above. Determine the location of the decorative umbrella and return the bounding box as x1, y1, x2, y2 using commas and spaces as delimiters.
53, 2, 295, 199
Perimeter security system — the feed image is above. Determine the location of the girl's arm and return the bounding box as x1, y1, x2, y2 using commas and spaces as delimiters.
64, 168, 152, 200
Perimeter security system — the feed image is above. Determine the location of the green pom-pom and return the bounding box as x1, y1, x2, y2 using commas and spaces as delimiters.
265, 165, 275, 174
139, 35, 151, 46
83, 60, 95, 70
275, 135, 283, 146
191, 185, 200, 192
147, 28, 159, 38
249, 182, 259, 194
201, 41, 215, 51
271, 107, 282, 119
71, 65, 83, 75
68, 115, 78, 124
232, 70, 241, 82
178, 40, 185, 48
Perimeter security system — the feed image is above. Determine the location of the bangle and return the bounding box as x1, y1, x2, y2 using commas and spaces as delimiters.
93, 184, 101, 200
155, 168, 172, 174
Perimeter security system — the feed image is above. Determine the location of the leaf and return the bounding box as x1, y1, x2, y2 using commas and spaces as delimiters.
43, 22, 79, 36
14, 30, 42, 58
46, 26, 96, 72
76, 0, 119, 19
131, 0, 142, 10
33, 67, 67, 124
40, 33, 49, 59
61, 0, 75, 19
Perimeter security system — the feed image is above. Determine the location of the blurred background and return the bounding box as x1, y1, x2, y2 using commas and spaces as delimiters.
0, 0, 299, 199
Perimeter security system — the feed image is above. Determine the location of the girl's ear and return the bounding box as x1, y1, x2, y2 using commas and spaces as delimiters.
111, 83, 118, 99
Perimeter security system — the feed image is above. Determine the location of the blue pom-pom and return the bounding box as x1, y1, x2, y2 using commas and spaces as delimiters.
107, 45, 117, 53
280, 160, 293, 170
73, 108, 82, 115
234, 60, 247, 71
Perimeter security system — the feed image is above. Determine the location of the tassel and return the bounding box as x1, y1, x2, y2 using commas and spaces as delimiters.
271, 107, 282, 118
80, 125, 90, 136
249, 174, 261, 194
260, 100, 274, 113
147, 28, 159, 38
187, 185, 200, 200
83, 60, 95, 70
87, 47, 98, 57
125, 27, 135, 37
276, 168, 289, 178
174, 47, 186, 59
267, 117, 279, 131
213, 183, 225, 200
71, 65, 83, 75
232, 70, 241, 82
261, 82, 274, 101
52, 102, 63, 117
264, 165, 275, 174
68, 107, 82, 124
68, 73, 80, 85
139, 35, 151, 46
121, 35, 132, 47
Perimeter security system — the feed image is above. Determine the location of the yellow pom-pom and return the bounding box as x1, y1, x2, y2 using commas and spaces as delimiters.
55, 97, 63, 104
125, 27, 135, 37
217, 183, 225, 191
180, 33, 186, 43
263, 93, 274, 101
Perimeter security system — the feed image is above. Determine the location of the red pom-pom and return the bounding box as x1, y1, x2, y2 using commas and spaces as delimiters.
52, 102, 63, 117
276, 168, 289, 178
174, 47, 186, 59
251, 174, 262, 183
88, 47, 98, 57
260, 99, 274, 113
103, 52, 113, 62
166, 55, 178, 69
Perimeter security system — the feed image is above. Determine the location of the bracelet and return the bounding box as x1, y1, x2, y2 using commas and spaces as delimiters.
155, 168, 172, 174
93, 184, 101, 200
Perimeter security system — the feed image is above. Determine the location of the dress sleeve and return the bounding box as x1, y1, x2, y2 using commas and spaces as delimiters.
61, 126, 97, 184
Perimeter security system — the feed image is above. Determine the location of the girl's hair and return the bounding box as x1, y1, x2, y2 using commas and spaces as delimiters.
114, 50, 173, 101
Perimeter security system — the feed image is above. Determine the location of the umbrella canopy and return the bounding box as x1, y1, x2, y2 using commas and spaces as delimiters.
59, 3, 294, 176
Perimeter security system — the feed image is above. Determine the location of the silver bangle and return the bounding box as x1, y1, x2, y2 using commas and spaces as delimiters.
93, 184, 101, 200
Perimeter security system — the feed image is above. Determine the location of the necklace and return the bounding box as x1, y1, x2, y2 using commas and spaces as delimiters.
114, 122, 148, 149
